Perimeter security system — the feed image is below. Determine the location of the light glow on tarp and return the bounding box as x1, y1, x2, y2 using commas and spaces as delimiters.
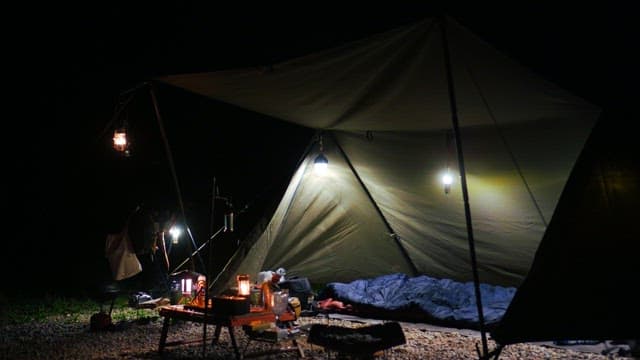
465, 173, 534, 221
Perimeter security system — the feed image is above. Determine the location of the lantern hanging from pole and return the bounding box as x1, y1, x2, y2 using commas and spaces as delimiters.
442, 170, 453, 195
237, 274, 251, 297
314, 153, 328, 175
113, 128, 128, 152
314, 133, 328, 175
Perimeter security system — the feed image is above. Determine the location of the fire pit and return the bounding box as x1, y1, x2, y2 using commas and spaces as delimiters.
308, 321, 406, 358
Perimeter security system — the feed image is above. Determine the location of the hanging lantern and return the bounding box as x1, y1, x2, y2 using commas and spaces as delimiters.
224, 205, 235, 232
442, 171, 453, 194
113, 128, 128, 152
314, 133, 328, 175
442, 130, 454, 195
236, 274, 251, 297
314, 153, 328, 175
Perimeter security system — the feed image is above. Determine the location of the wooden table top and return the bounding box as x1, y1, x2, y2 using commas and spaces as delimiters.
159, 304, 295, 326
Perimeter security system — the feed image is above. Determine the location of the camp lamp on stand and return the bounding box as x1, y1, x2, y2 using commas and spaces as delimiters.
169, 225, 182, 244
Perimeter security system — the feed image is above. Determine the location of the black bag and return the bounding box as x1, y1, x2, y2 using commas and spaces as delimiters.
279, 277, 314, 310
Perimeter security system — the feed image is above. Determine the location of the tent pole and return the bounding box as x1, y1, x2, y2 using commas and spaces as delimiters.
149, 82, 206, 273
439, 16, 489, 357
329, 131, 420, 276
203, 176, 216, 358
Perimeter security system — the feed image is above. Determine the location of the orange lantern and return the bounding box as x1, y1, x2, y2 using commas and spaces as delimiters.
113, 128, 128, 152
237, 274, 251, 296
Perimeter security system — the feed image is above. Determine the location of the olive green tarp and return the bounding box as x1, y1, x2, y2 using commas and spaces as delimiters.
155, 16, 640, 344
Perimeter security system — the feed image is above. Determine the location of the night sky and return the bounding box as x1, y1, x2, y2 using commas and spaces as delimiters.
6, 4, 635, 297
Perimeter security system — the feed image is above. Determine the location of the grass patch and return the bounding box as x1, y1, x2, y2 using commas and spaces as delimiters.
0, 293, 158, 326
0, 293, 96, 325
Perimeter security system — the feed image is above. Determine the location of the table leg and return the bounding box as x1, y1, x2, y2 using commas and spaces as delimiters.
227, 326, 242, 360
293, 338, 305, 358
158, 316, 170, 353
212, 325, 222, 345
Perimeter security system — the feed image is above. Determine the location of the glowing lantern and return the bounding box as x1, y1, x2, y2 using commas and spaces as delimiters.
169, 225, 182, 244
442, 171, 453, 194
181, 278, 193, 296
113, 128, 128, 152
314, 153, 328, 175
237, 274, 251, 296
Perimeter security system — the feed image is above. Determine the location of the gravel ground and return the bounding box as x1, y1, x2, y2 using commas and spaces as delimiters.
0, 310, 635, 359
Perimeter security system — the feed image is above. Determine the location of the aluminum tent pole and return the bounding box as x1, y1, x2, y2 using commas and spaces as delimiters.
439, 16, 489, 358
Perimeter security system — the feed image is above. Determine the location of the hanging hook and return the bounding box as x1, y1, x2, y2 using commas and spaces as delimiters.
366, 131, 374, 141
313, 131, 329, 175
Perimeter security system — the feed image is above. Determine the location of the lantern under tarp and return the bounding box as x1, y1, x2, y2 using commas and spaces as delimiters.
237, 274, 251, 296
190, 274, 207, 307
181, 278, 192, 295
169, 270, 202, 305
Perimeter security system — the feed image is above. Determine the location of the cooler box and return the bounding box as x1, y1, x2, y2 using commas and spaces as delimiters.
279, 277, 314, 310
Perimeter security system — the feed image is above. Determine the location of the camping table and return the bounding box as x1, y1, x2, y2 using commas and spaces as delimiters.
158, 304, 301, 359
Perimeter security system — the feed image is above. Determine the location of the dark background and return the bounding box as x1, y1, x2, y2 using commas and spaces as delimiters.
6, 3, 635, 297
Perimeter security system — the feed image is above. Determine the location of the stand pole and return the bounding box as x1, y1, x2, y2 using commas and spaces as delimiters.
203, 177, 217, 357
149, 82, 206, 273
439, 16, 489, 357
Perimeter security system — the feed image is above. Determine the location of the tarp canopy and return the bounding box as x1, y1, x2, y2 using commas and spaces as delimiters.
158, 16, 600, 289
152, 13, 640, 346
